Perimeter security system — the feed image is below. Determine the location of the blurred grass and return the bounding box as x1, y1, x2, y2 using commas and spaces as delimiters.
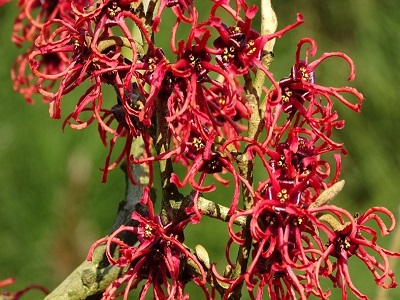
1, 0, 400, 299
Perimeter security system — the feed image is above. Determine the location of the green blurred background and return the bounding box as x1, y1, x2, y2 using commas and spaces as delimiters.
1, 0, 399, 299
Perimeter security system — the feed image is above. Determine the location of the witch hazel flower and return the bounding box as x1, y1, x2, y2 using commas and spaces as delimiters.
9, 0, 85, 103
226, 182, 400, 299
265, 38, 365, 150
29, 2, 149, 122
210, 2, 304, 81
244, 131, 338, 211
152, 0, 196, 32
308, 205, 400, 300
169, 126, 250, 218
11, 0, 85, 47
226, 198, 328, 299
131, 121, 252, 220
24, 1, 159, 182
88, 187, 208, 300
3, 0, 400, 299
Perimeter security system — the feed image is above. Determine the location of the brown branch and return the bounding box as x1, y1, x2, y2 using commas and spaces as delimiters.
197, 196, 247, 227
228, 4, 278, 299
228, 154, 254, 300
154, 93, 185, 225
43, 245, 129, 300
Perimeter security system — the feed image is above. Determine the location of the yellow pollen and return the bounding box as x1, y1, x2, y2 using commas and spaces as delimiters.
143, 224, 153, 239
300, 67, 310, 81
337, 236, 351, 251
222, 47, 236, 62
188, 54, 196, 64
107, 2, 120, 18
265, 215, 275, 225
192, 137, 204, 151
277, 155, 286, 168
282, 90, 292, 103
246, 40, 256, 55
277, 189, 288, 202
292, 217, 303, 226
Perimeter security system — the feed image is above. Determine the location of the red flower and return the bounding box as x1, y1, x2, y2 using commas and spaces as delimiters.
11, 49, 67, 104
152, 0, 196, 32
88, 187, 208, 299
213, 19, 262, 73
9, 0, 90, 103
11, 0, 79, 46
23, 1, 158, 182
227, 199, 328, 299
292, 38, 364, 112
265, 38, 364, 150
309, 206, 400, 299
131, 122, 252, 219
244, 131, 339, 210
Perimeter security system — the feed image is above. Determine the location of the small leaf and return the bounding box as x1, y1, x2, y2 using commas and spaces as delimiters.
195, 244, 210, 269
310, 180, 345, 209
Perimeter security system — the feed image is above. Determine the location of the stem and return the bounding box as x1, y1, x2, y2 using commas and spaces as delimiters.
229, 154, 255, 300
197, 196, 247, 227
110, 137, 150, 233
154, 93, 184, 224
43, 244, 129, 300
228, 3, 278, 299
261, 0, 278, 53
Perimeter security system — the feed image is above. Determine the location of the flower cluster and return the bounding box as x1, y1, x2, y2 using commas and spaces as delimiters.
3, 0, 400, 299
226, 199, 400, 299
88, 187, 208, 299
9, 0, 89, 103
9, 0, 304, 184
219, 36, 399, 299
